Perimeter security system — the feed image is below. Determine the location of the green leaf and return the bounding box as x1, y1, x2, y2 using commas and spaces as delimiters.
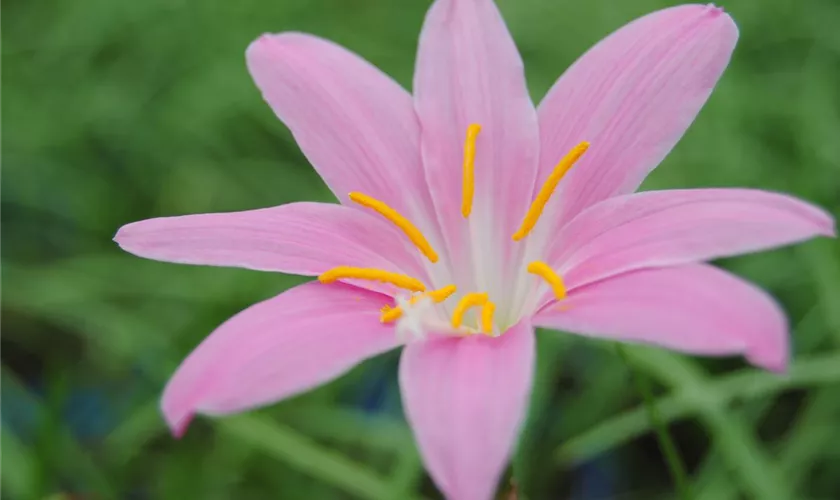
557, 351, 840, 463
219, 414, 402, 500
2, 367, 117, 497
1, 425, 38, 499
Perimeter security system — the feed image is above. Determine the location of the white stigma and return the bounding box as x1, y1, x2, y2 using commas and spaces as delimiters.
394, 295, 433, 342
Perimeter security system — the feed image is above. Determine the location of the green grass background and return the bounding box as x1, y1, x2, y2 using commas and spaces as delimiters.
3, 0, 840, 498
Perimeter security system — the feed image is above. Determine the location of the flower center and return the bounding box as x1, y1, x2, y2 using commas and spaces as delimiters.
317, 124, 588, 337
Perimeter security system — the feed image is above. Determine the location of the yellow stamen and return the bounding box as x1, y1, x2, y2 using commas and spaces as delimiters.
451, 292, 489, 329
319, 266, 425, 293
380, 305, 402, 323
349, 192, 439, 263
527, 261, 567, 299
480, 301, 496, 335
512, 142, 590, 241
426, 284, 458, 303
379, 285, 458, 324
462, 124, 482, 218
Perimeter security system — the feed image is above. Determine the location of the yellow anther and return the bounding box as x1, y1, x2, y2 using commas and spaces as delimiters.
480, 301, 496, 335
349, 192, 439, 263
380, 305, 403, 323
451, 292, 489, 329
426, 284, 458, 303
462, 124, 482, 218
527, 261, 567, 300
319, 267, 426, 293
379, 285, 457, 324
512, 141, 590, 241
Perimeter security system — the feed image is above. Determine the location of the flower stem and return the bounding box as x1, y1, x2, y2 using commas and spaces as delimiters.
616, 346, 692, 500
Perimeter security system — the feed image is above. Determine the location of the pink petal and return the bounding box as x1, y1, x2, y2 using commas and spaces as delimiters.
552, 188, 835, 289
399, 322, 535, 500
162, 282, 399, 436
246, 33, 437, 227
414, 0, 539, 292
534, 264, 788, 372
114, 202, 428, 294
537, 4, 738, 230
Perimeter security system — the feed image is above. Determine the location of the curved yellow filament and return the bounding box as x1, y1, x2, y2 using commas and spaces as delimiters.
480, 301, 496, 335
451, 292, 489, 329
527, 261, 567, 299
512, 141, 590, 241
379, 285, 458, 324
462, 124, 482, 218
319, 266, 425, 293
349, 192, 439, 263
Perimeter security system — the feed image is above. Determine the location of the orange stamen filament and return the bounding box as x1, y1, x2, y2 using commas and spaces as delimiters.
349, 192, 439, 263
451, 292, 489, 329
462, 124, 482, 218
527, 261, 566, 299
512, 141, 590, 241
319, 266, 425, 293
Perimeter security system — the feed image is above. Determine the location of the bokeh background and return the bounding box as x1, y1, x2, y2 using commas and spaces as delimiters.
4, 0, 840, 498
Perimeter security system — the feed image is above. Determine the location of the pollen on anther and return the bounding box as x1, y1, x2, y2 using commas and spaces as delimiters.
319, 266, 426, 293
349, 192, 439, 263
480, 301, 496, 334
380, 305, 402, 323
461, 124, 481, 218
527, 261, 567, 300
512, 141, 589, 241
451, 292, 488, 329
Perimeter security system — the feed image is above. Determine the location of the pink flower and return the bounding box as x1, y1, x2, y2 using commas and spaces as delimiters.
115, 2, 834, 499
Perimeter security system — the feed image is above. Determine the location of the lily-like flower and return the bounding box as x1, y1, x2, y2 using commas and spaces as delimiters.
115, 2, 834, 498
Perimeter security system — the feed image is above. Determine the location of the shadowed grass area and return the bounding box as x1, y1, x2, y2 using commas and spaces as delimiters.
3, 0, 840, 498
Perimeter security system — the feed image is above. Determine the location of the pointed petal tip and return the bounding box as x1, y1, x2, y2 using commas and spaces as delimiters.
681, 3, 738, 41
246, 33, 278, 61
112, 221, 152, 256
705, 3, 725, 15
245, 32, 312, 61
113, 223, 136, 250
168, 412, 195, 439
705, 4, 738, 40
821, 218, 838, 238
245, 33, 287, 65
746, 337, 789, 374
801, 201, 836, 237
162, 390, 198, 439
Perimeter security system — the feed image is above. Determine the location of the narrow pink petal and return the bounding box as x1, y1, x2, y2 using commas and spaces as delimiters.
114, 202, 428, 294
537, 4, 738, 230
414, 0, 539, 293
246, 33, 437, 228
551, 188, 835, 289
162, 282, 399, 436
399, 322, 535, 500
534, 264, 788, 372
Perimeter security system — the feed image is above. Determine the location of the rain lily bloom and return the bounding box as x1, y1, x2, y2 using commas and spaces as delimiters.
115, 1, 835, 498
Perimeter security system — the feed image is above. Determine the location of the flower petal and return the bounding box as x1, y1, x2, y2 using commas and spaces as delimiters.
537, 4, 738, 229
162, 282, 399, 436
534, 264, 788, 372
246, 33, 437, 225
414, 0, 539, 296
552, 188, 835, 289
114, 202, 428, 293
399, 322, 535, 500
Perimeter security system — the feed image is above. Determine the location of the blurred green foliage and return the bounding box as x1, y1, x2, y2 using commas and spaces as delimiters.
3, 0, 840, 498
